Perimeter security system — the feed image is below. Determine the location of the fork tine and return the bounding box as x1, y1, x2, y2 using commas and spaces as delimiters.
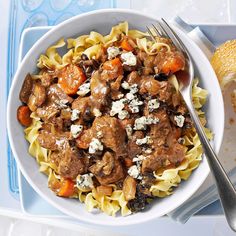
151, 24, 162, 37
154, 22, 168, 38
161, 18, 187, 53
146, 26, 156, 42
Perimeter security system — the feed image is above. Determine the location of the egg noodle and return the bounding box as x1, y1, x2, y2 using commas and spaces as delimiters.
25, 22, 212, 216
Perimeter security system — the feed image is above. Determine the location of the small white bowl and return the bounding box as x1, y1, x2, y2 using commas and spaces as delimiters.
7, 9, 224, 226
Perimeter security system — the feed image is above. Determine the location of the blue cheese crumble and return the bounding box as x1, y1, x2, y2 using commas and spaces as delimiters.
174, 115, 185, 127
134, 116, 159, 130
71, 109, 80, 121
136, 136, 153, 145
128, 165, 142, 180
76, 173, 94, 189
148, 99, 160, 112
118, 110, 129, 120
133, 155, 146, 163
128, 98, 143, 113
121, 81, 130, 90
77, 82, 90, 96
70, 124, 83, 138
110, 98, 129, 119
107, 46, 120, 60
121, 52, 137, 66
89, 138, 103, 154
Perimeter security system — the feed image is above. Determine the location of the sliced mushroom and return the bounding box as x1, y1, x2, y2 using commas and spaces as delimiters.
19, 74, 33, 104
96, 185, 113, 196
27, 82, 46, 111
123, 176, 137, 201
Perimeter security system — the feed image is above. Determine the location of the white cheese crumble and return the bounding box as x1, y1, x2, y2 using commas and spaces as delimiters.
174, 115, 185, 127
144, 148, 152, 154
118, 110, 129, 120
128, 98, 143, 113
134, 116, 159, 130
136, 136, 153, 145
121, 81, 130, 90
93, 108, 102, 117
107, 46, 120, 60
71, 109, 80, 121
134, 116, 147, 130
77, 82, 90, 96
125, 124, 133, 139
126, 92, 135, 101
117, 93, 124, 99
128, 165, 142, 179
121, 52, 137, 66
110, 98, 127, 116
70, 124, 83, 138
133, 155, 146, 163
148, 99, 160, 112
89, 138, 103, 154
76, 173, 94, 189
129, 84, 139, 94
145, 117, 159, 125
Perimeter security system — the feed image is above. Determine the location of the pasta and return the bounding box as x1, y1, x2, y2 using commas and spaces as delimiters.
18, 22, 212, 216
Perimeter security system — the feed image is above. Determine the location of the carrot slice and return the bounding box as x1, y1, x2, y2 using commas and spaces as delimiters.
102, 58, 123, 80
58, 179, 75, 197
58, 64, 86, 95
161, 53, 185, 74
103, 58, 122, 70
17, 105, 32, 127
120, 39, 134, 51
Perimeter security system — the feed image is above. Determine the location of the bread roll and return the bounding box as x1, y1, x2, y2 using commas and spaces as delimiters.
211, 40, 236, 89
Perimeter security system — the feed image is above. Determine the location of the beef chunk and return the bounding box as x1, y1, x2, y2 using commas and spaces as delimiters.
89, 152, 115, 176
126, 71, 141, 85
90, 71, 110, 109
89, 152, 124, 185
141, 142, 185, 173
37, 130, 58, 151
149, 110, 172, 147
127, 131, 143, 159
92, 116, 127, 156
139, 76, 161, 96
58, 147, 86, 179
36, 84, 73, 120
141, 154, 162, 173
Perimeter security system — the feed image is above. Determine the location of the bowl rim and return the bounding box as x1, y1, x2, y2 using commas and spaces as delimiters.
7, 8, 225, 226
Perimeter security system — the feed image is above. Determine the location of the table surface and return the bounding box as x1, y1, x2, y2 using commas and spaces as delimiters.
1, 0, 236, 235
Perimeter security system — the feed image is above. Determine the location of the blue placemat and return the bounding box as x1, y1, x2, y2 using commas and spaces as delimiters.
6, 0, 116, 199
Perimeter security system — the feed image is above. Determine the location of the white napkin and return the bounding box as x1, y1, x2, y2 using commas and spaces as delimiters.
167, 17, 236, 223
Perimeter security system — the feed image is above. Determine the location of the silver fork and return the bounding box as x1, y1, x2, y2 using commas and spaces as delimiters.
147, 19, 236, 232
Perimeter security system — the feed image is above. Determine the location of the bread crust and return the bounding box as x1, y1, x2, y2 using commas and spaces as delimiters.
211, 40, 236, 88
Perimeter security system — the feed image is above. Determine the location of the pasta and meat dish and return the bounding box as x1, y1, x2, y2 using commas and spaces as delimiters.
17, 22, 212, 216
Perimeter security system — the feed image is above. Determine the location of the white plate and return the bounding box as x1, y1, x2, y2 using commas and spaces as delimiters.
7, 9, 224, 226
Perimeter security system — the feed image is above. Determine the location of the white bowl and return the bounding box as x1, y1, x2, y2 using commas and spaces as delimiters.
7, 9, 224, 226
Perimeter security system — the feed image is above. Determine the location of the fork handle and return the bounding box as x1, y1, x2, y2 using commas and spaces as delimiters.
186, 100, 236, 231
